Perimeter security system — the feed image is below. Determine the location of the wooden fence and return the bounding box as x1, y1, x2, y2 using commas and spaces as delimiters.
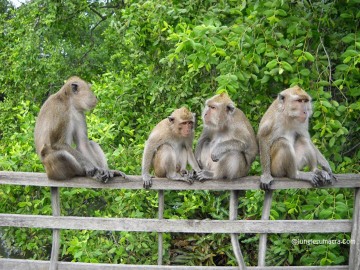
0, 171, 359, 270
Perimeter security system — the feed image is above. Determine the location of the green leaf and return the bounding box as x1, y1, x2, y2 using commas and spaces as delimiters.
319, 209, 333, 219
300, 69, 310, 76
281, 61, 293, 72
266, 59, 278, 69
329, 137, 335, 147
304, 52, 315, 62
293, 49, 302, 56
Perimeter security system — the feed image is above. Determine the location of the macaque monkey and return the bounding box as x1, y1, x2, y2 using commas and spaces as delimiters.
194, 93, 258, 181
34, 76, 126, 182
142, 107, 200, 189
258, 86, 336, 190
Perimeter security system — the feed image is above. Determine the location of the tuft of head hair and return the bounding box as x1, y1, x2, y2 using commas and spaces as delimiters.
210, 92, 233, 104
171, 107, 194, 122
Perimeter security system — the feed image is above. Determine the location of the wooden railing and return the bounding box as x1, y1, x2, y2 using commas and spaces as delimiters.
0, 171, 359, 270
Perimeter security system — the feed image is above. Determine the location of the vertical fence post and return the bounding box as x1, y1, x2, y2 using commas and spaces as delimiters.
349, 188, 360, 269
258, 190, 273, 266
157, 190, 164, 265
49, 187, 60, 270
229, 190, 247, 270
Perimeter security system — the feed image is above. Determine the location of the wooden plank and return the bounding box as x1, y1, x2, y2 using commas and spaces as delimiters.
49, 187, 60, 270
258, 190, 273, 266
0, 171, 359, 190
158, 190, 164, 265
0, 258, 350, 270
229, 190, 247, 269
0, 214, 351, 234
349, 188, 360, 268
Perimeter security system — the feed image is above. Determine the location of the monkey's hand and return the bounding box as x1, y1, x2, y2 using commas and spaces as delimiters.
142, 174, 153, 189
85, 165, 98, 178
195, 170, 214, 182
211, 151, 221, 162
180, 169, 189, 177
260, 174, 273, 190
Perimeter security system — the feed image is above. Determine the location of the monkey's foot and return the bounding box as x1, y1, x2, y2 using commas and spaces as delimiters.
260, 174, 273, 190
314, 169, 336, 186
93, 169, 112, 183
110, 170, 128, 180
195, 170, 214, 182
188, 170, 198, 181
171, 177, 194, 185
309, 172, 323, 187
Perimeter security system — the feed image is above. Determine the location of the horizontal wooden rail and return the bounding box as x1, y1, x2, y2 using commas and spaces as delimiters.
0, 214, 352, 234
0, 171, 359, 190
0, 259, 350, 270
0, 171, 359, 270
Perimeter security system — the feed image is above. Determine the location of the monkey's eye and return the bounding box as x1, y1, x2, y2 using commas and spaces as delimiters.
297, 99, 309, 103
209, 105, 216, 110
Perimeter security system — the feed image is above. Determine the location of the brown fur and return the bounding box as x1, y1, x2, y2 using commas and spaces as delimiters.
141, 107, 200, 188
195, 93, 258, 181
258, 86, 335, 190
34, 76, 126, 182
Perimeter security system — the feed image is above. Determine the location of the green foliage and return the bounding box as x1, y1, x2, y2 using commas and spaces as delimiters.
0, 0, 359, 266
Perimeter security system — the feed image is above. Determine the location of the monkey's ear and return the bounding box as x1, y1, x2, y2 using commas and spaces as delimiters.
168, 116, 175, 123
278, 93, 285, 103
71, 83, 79, 94
226, 103, 235, 114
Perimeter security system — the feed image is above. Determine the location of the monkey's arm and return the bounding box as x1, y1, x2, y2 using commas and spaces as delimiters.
194, 133, 210, 168
186, 145, 201, 171
141, 140, 156, 189
312, 142, 336, 184
210, 139, 246, 162
258, 121, 274, 190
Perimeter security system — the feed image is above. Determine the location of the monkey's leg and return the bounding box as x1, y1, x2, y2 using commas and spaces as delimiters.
89, 141, 108, 169
294, 137, 329, 187
271, 138, 322, 187
154, 145, 193, 184
214, 152, 248, 180
270, 138, 297, 178
43, 150, 84, 180
88, 141, 127, 183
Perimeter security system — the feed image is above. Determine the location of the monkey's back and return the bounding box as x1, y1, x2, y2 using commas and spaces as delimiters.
34, 92, 70, 156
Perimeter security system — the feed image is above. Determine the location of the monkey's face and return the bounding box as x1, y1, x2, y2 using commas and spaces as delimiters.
288, 97, 312, 123
203, 93, 235, 130
203, 103, 218, 127
73, 87, 98, 111
169, 107, 195, 138
178, 121, 194, 137
278, 87, 313, 124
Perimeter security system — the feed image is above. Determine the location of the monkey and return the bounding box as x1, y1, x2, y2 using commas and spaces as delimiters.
34, 76, 126, 182
258, 85, 336, 190
194, 93, 258, 181
141, 107, 200, 189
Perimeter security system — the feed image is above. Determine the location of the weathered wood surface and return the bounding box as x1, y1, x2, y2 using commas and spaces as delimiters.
49, 187, 60, 270
0, 214, 352, 234
349, 188, 360, 269
0, 259, 350, 270
0, 171, 359, 270
1, 171, 359, 190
